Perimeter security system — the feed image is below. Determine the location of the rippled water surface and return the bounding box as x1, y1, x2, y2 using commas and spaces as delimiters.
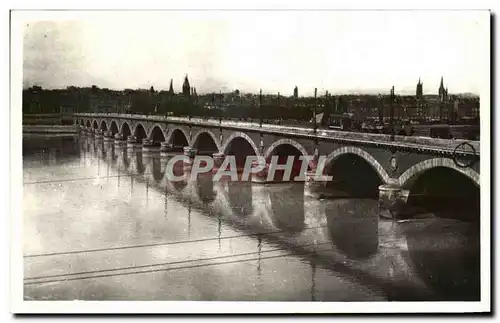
23, 135, 480, 301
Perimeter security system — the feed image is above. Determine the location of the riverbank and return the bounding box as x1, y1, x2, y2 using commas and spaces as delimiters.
22, 125, 78, 134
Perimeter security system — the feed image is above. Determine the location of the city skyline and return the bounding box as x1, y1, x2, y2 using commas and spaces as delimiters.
21, 11, 488, 95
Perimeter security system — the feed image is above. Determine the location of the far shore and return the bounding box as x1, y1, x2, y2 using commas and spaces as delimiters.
22, 124, 78, 134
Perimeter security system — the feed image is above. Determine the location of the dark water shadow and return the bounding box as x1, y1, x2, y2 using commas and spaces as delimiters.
325, 199, 379, 260
399, 218, 480, 301
135, 152, 145, 175
268, 183, 306, 234
196, 173, 216, 204
226, 181, 253, 218
152, 157, 164, 182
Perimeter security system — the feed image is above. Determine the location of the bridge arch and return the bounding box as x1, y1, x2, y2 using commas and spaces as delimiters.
146, 123, 167, 140
398, 158, 480, 221
148, 125, 167, 144
120, 122, 132, 138
85, 120, 91, 128
398, 158, 480, 189
133, 123, 148, 141
165, 128, 190, 148
221, 132, 259, 156
191, 129, 221, 153
109, 120, 119, 135
324, 146, 391, 185
264, 138, 311, 182
100, 120, 108, 131
92, 119, 99, 129
263, 139, 309, 161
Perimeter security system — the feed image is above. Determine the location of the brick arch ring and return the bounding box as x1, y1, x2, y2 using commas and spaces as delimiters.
220, 132, 260, 156
397, 157, 480, 189
263, 138, 309, 161
107, 120, 120, 133
147, 123, 169, 141
131, 122, 149, 138
98, 119, 109, 131
165, 127, 191, 147
91, 119, 100, 129
120, 121, 133, 135
191, 129, 222, 151
323, 146, 392, 185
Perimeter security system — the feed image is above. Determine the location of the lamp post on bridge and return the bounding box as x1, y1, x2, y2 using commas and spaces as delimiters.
277, 92, 281, 125
259, 89, 263, 128
313, 88, 318, 135
390, 86, 395, 141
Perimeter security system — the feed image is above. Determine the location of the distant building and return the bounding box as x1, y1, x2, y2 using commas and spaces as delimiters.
416, 78, 423, 98
439, 76, 448, 102
182, 75, 191, 96
293, 86, 298, 99
169, 79, 174, 95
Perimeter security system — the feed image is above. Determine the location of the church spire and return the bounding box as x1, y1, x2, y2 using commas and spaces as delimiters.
169, 79, 174, 94
182, 74, 191, 96
439, 76, 446, 101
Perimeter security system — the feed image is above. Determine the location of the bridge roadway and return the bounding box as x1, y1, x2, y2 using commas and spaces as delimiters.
74, 113, 481, 219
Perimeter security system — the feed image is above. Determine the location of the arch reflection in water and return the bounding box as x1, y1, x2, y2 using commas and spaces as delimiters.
104, 142, 118, 164
226, 180, 253, 218
164, 159, 188, 193
151, 157, 165, 183
268, 183, 306, 234
120, 147, 130, 170
400, 218, 480, 300
195, 172, 216, 204
135, 152, 145, 175
325, 199, 379, 260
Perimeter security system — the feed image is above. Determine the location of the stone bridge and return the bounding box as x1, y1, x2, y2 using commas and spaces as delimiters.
83, 139, 449, 297
74, 113, 481, 219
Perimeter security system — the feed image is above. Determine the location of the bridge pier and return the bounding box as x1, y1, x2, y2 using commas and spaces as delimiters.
160, 155, 171, 174
212, 152, 225, 173
127, 136, 140, 150
251, 159, 269, 183
103, 131, 114, 143
95, 129, 104, 140
378, 184, 407, 219
142, 138, 159, 154
183, 146, 197, 170
304, 171, 327, 198
160, 142, 174, 157
86, 127, 94, 136
114, 132, 126, 145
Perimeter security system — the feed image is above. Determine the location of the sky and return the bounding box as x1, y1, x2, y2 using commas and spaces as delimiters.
20, 11, 488, 96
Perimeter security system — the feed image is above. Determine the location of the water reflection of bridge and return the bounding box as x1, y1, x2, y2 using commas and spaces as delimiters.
80, 137, 480, 301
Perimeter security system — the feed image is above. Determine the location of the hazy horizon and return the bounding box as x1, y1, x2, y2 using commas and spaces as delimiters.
21, 11, 488, 96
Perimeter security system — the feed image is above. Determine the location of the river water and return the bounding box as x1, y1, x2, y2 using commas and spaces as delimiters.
22, 134, 480, 301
